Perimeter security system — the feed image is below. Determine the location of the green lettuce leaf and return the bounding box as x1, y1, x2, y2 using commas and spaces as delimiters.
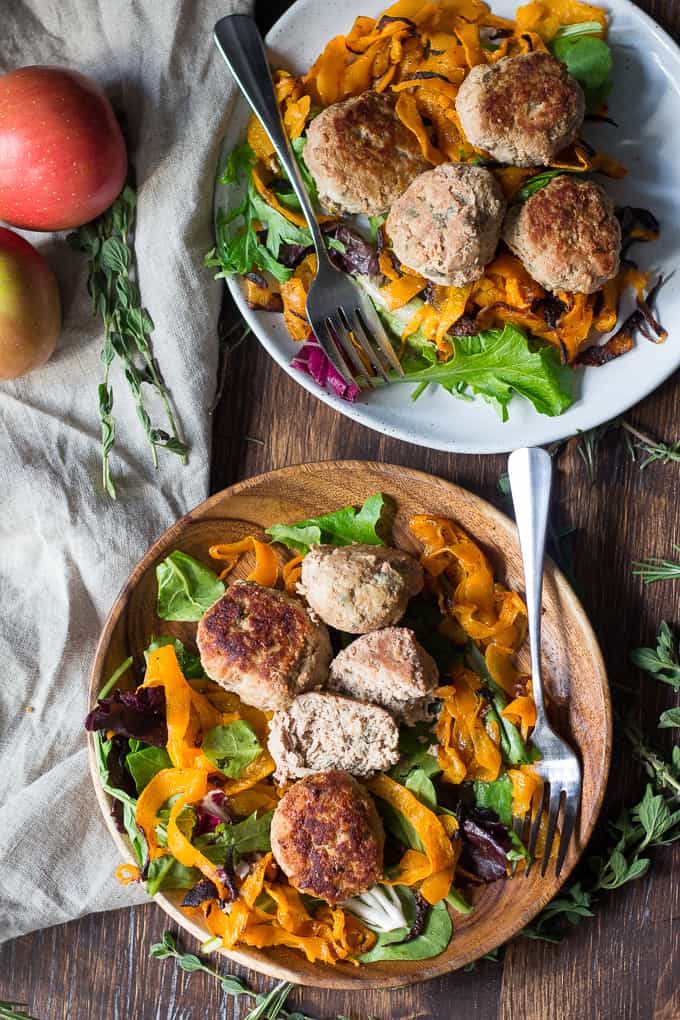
392, 324, 574, 420
266, 492, 386, 555
209, 810, 274, 855
201, 720, 262, 778
550, 29, 613, 110
156, 551, 225, 622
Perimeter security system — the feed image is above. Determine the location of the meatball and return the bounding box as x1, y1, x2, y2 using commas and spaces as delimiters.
304, 90, 429, 215
502, 175, 621, 294
455, 51, 585, 167
268, 691, 400, 782
298, 544, 424, 633
386, 163, 506, 286
196, 581, 331, 711
270, 770, 384, 903
330, 627, 438, 724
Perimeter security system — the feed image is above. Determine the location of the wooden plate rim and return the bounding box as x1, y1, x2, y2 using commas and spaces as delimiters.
87, 459, 612, 989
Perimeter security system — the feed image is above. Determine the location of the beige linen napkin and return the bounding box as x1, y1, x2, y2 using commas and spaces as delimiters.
0, 0, 251, 943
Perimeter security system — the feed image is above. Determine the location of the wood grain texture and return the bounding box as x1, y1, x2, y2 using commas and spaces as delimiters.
2, 0, 680, 1016
87, 460, 611, 989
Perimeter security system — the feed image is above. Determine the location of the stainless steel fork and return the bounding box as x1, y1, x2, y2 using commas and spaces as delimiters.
507, 447, 582, 878
213, 14, 404, 387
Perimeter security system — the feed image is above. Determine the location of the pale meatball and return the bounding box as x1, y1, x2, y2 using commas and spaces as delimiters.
298, 544, 424, 633
455, 51, 585, 166
268, 691, 400, 782
270, 770, 384, 904
329, 627, 438, 724
304, 90, 429, 215
196, 581, 331, 711
386, 163, 506, 286
502, 175, 621, 294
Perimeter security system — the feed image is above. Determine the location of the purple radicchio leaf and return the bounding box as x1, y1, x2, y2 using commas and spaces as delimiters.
459, 809, 512, 883
85, 686, 168, 747
291, 336, 360, 401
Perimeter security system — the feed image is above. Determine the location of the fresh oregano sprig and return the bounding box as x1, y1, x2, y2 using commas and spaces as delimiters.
149, 931, 369, 1020
69, 183, 187, 498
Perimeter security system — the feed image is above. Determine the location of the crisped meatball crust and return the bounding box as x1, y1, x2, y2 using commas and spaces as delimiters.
502, 175, 621, 294
268, 691, 400, 782
196, 581, 331, 711
298, 544, 424, 633
386, 163, 506, 286
455, 52, 585, 166
304, 90, 430, 215
270, 770, 384, 903
329, 627, 438, 724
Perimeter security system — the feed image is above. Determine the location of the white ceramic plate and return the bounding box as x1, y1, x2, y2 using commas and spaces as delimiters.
215, 0, 680, 453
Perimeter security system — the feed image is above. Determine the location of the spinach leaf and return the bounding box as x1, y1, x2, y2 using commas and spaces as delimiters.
266, 492, 386, 555
206, 810, 274, 856
393, 324, 574, 421
551, 33, 613, 110
146, 855, 201, 896
126, 745, 173, 794
376, 800, 423, 853
156, 551, 225, 622
399, 596, 461, 673
201, 721, 262, 778
473, 775, 513, 826
512, 170, 565, 205
145, 636, 205, 679
405, 767, 439, 811
360, 895, 452, 963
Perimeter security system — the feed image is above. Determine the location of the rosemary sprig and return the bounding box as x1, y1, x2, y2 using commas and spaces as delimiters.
0, 1003, 40, 1020
632, 547, 680, 584
69, 184, 187, 498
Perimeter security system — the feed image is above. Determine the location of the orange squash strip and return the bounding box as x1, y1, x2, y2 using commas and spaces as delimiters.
251, 164, 311, 229
228, 783, 279, 817
507, 766, 542, 818
395, 92, 445, 164
143, 646, 196, 768
502, 696, 537, 742
222, 750, 276, 796
209, 536, 279, 587
305, 35, 348, 106
116, 863, 141, 885
135, 766, 208, 862
485, 644, 524, 697
246, 115, 275, 163
454, 20, 487, 67
435, 284, 473, 345
283, 95, 311, 139
368, 774, 455, 904
166, 772, 226, 896
282, 554, 304, 594
380, 273, 427, 311
281, 277, 313, 342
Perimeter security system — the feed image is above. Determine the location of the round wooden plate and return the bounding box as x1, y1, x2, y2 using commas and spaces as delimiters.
88, 460, 611, 990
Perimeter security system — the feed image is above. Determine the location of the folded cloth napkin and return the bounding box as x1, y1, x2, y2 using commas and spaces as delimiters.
0, 0, 252, 944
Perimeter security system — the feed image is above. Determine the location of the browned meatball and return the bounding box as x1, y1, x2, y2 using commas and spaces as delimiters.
298, 544, 424, 633
455, 52, 585, 166
304, 90, 429, 215
270, 771, 384, 904
502, 175, 621, 294
329, 627, 438, 724
386, 163, 506, 286
196, 581, 331, 711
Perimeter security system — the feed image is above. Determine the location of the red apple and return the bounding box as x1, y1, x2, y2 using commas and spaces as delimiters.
0, 227, 61, 379
0, 66, 127, 231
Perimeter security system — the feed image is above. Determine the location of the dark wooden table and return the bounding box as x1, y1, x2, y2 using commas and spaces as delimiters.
2, 1, 680, 1016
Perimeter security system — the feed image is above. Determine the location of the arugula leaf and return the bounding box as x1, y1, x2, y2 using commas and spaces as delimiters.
145, 636, 205, 679
473, 776, 513, 826
201, 721, 262, 778
360, 894, 452, 963
266, 492, 386, 555
156, 551, 225, 622
630, 622, 680, 691
392, 324, 574, 421
126, 745, 173, 794
290, 136, 318, 204
219, 143, 255, 185
369, 213, 387, 243
248, 182, 311, 258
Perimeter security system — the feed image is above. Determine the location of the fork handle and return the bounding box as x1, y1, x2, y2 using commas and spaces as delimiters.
507, 447, 552, 719
213, 15, 330, 261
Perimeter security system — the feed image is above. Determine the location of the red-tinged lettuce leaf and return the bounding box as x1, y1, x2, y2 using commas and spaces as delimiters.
85, 686, 168, 747
460, 810, 512, 883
